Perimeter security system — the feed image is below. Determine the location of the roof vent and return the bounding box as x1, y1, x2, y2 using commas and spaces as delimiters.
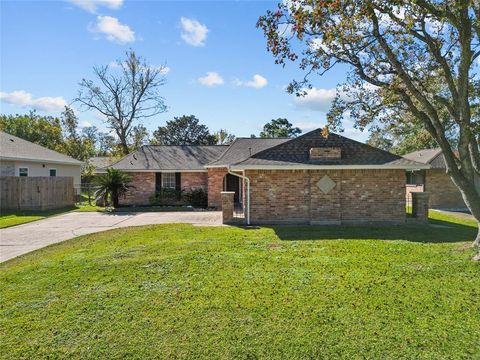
310, 147, 341, 161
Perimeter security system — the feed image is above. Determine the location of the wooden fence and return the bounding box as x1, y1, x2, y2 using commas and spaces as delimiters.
0, 177, 74, 211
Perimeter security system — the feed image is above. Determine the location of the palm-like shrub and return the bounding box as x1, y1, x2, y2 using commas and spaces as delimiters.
94, 168, 132, 208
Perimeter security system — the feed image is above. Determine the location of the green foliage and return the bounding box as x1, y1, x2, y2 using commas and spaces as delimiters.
259, 118, 301, 138
214, 129, 235, 145
0, 212, 478, 358
94, 168, 132, 208
0, 109, 117, 160
183, 188, 208, 208
367, 114, 459, 155
129, 124, 149, 152
149, 188, 183, 206
0, 111, 64, 151
149, 188, 208, 208
258, 0, 480, 229
0, 207, 77, 228
153, 115, 216, 145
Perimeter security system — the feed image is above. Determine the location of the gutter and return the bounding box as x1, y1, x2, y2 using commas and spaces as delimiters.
230, 164, 431, 171
0, 156, 83, 166
226, 167, 251, 225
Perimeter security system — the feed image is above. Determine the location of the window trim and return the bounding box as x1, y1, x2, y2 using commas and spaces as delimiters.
49, 168, 57, 177
161, 172, 176, 189
18, 167, 29, 177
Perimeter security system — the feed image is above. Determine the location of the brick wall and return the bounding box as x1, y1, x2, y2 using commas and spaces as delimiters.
248, 170, 310, 222
181, 172, 208, 191
426, 169, 465, 208
245, 169, 406, 224
207, 168, 228, 208
339, 169, 405, 223
121, 172, 155, 206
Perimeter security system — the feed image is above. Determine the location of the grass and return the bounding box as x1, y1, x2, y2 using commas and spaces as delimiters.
0, 204, 198, 229
0, 204, 107, 228
0, 207, 76, 228
1, 213, 479, 359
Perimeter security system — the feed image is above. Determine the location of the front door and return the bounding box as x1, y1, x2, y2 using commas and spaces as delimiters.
225, 173, 240, 204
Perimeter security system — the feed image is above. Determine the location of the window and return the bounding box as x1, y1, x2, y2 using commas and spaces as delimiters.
161, 172, 176, 189
49, 169, 57, 177
406, 171, 425, 185
18, 167, 28, 177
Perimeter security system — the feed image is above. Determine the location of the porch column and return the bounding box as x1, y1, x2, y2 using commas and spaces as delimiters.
221, 191, 235, 224
412, 192, 429, 222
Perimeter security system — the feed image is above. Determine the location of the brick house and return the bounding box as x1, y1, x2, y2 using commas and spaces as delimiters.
103, 129, 428, 224
404, 148, 480, 209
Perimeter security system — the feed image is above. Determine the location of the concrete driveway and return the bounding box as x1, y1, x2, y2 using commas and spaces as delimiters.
0, 211, 222, 263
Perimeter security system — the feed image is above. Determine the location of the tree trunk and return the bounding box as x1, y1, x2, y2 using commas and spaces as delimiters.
473, 226, 480, 248
120, 140, 129, 156
112, 190, 119, 208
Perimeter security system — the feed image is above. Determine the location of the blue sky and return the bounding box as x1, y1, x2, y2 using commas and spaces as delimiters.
0, 0, 368, 142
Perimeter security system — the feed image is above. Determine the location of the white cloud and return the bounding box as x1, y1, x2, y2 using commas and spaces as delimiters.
235, 74, 268, 89
180, 17, 209, 47
197, 72, 224, 87
67, 0, 123, 13
293, 121, 323, 132
294, 87, 337, 112
0, 90, 67, 112
160, 66, 170, 75
78, 120, 92, 128
92, 15, 135, 43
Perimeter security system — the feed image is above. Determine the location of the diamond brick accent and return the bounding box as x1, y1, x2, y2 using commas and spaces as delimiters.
316, 175, 336, 194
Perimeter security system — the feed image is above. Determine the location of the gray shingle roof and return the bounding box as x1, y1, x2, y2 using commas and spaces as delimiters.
231, 129, 427, 169
207, 138, 290, 167
109, 145, 227, 171
89, 156, 118, 170
0, 131, 82, 165
403, 148, 441, 164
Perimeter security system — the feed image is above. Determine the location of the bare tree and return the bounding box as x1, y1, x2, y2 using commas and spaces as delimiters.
76, 51, 167, 155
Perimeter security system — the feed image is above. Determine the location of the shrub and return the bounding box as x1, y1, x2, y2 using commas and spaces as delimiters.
150, 188, 208, 208
150, 188, 184, 206
183, 188, 208, 208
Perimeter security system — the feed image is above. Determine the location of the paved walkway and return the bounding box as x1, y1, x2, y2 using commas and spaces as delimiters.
0, 211, 222, 263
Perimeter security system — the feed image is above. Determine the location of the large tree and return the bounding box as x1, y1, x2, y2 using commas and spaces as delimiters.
260, 118, 301, 138
61, 106, 96, 161
76, 50, 167, 155
152, 115, 216, 145
214, 128, 236, 145
367, 113, 459, 155
258, 0, 480, 249
0, 111, 64, 151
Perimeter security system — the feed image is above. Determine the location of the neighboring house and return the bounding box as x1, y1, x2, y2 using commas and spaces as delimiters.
0, 131, 82, 185
403, 148, 480, 209
89, 156, 118, 174
102, 129, 428, 224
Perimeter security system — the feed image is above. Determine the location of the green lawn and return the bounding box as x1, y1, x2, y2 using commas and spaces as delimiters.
0, 205, 106, 228
0, 207, 76, 228
1, 213, 479, 359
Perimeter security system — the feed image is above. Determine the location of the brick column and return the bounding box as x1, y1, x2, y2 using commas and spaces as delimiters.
412, 192, 429, 222
221, 191, 235, 224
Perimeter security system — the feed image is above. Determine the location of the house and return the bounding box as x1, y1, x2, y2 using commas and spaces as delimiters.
403, 148, 479, 209
103, 129, 428, 224
0, 131, 82, 185
89, 156, 118, 174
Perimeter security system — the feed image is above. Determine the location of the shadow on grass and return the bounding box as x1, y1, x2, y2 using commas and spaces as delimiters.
264, 219, 477, 244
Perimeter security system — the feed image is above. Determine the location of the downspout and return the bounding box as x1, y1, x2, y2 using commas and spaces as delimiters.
226, 167, 250, 225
